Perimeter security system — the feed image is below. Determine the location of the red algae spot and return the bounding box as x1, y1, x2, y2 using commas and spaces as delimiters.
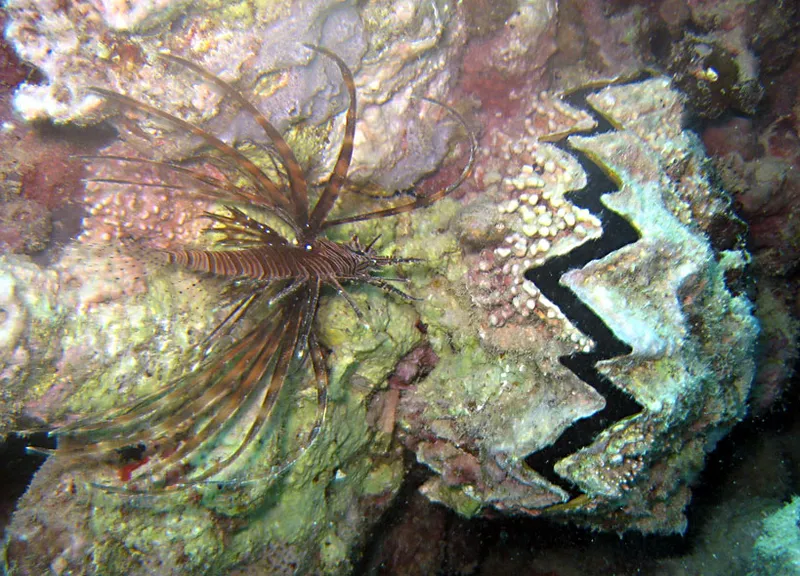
459, 2, 556, 111
702, 117, 758, 161
98, 32, 145, 78
387, 344, 440, 390
0, 12, 35, 91
118, 456, 150, 482
0, 89, 112, 256
1, 127, 110, 254
762, 117, 800, 167
19, 150, 85, 210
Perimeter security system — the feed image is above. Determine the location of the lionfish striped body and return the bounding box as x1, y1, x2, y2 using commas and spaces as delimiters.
169, 238, 378, 284
40, 46, 474, 493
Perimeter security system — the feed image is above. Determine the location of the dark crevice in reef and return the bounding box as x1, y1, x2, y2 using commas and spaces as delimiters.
0, 433, 52, 535
523, 87, 643, 494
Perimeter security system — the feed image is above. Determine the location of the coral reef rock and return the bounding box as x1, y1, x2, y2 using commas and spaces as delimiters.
3, 242, 411, 575
749, 496, 800, 576
668, 31, 763, 118
0, 245, 223, 438
398, 75, 758, 534
4, 0, 466, 190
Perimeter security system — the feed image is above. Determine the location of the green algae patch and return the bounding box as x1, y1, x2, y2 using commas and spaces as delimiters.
422, 481, 483, 518
0, 255, 64, 430
90, 504, 223, 573
362, 459, 404, 496
58, 263, 221, 416
316, 287, 421, 387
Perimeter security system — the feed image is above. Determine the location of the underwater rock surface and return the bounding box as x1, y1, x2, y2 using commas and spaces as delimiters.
0, 244, 226, 435
750, 496, 800, 576
4, 0, 465, 192
3, 243, 414, 575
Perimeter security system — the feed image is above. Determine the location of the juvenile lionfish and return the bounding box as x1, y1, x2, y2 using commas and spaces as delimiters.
38, 46, 474, 493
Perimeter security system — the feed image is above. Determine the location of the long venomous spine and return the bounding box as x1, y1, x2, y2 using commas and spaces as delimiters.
32, 45, 475, 493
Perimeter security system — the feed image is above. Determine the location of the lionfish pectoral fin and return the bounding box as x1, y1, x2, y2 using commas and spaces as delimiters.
267, 279, 306, 308
43, 302, 284, 472
81, 155, 249, 206
303, 45, 357, 236
78, 314, 282, 493
157, 52, 310, 227
320, 96, 476, 230
200, 291, 259, 349
25, 446, 56, 457
145, 300, 310, 490
128, 324, 286, 488
87, 86, 299, 234
197, 308, 329, 490
204, 206, 289, 247
304, 332, 329, 442
85, 286, 322, 493
220, 331, 330, 489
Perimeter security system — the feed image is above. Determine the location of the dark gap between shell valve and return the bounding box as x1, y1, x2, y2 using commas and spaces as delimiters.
522, 85, 644, 494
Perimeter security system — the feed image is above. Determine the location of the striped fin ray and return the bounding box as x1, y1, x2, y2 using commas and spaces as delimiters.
204, 206, 289, 248
49, 283, 323, 493
304, 45, 358, 237
120, 283, 320, 492
82, 154, 276, 209
88, 86, 298, 234
48, 295, 283, 452
157, 53, 311, 227
321, 97, 476, 230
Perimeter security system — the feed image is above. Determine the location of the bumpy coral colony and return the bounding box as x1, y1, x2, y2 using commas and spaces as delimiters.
33, 46, 474, 493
